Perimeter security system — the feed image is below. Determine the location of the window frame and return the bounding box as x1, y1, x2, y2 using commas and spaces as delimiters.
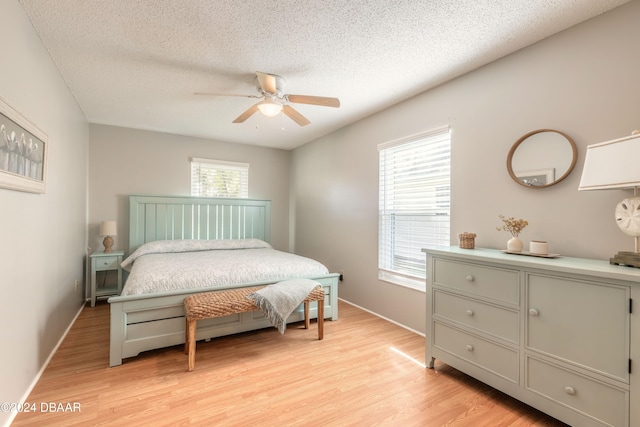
378, 127, 451, 290
190, 158, 249, 198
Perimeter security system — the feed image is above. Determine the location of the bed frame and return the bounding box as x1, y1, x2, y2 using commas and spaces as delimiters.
108, 195, 339, 367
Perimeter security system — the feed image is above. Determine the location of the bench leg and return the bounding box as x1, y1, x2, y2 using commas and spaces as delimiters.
318, 298, 324, 340
184, 318, 189, 355
187, 319, 197, 372
304, 300, 323, 340
304, 301, 311, 329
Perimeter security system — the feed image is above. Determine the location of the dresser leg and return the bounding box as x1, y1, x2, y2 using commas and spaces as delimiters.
426, 357, 435, 369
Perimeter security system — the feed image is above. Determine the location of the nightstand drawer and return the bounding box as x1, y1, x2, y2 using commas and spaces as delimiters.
94, 256, 118, 270
433, 290, 519, 344
433, 322, 519, 383
433, 258, 519, 304
526, 356, 628, 427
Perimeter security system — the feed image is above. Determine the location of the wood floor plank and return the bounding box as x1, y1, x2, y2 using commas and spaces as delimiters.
13, 300, 567, 426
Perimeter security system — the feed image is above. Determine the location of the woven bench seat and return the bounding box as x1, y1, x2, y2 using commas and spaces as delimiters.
183, 284, 325, 371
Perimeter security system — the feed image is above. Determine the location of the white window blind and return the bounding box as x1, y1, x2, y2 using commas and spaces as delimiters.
190, 158, 249, 198
378, 128, 451, 288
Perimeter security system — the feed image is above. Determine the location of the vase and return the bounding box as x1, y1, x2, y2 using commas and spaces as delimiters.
507, 237, 523, 252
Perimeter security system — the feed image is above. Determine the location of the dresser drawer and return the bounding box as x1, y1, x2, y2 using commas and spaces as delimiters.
526, 356, 628, 427
433, 322, 519, 383
94, 256, 119, 270
433, 258, 519, 304
433, 290, 519, 344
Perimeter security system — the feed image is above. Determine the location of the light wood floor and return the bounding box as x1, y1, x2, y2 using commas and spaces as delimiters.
13, 300, 567, 426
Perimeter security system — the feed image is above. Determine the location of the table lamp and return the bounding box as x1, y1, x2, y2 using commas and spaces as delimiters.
578, 131, 640, 267
99, 221, 117, 253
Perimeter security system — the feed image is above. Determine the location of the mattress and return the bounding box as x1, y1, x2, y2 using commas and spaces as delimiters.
120, 238, 329, 295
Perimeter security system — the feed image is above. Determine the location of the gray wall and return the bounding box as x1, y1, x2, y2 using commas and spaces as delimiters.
291, 1, 640, 333
88, 124, 292, 253
0, 2, 89, 426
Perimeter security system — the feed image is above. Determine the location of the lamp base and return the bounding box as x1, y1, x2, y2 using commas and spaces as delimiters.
103, 236, 114, 254
610, 251, 640, 268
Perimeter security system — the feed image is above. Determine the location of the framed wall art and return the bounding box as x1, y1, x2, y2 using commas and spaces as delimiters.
0, 96, 48, 193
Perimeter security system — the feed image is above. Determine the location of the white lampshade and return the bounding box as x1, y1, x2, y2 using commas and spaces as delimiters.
578, 132, 640, 263
578, 132, 640, 191
99, 221, 117, 236
257, 100, 283, 117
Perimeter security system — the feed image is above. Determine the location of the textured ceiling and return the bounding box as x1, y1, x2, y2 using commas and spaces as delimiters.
19, 0, 630, 150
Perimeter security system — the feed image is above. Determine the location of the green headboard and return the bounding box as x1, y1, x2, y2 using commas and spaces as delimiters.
128, 195, 271, 252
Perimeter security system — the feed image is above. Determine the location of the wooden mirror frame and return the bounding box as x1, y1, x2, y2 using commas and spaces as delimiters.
507, 129, 578, 189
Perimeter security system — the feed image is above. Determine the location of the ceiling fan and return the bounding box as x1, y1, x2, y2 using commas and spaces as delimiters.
195, 71, 340, 127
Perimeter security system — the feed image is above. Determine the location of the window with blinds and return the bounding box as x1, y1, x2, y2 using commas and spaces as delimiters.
190, 158, 249, 198
378, 128, 451, 289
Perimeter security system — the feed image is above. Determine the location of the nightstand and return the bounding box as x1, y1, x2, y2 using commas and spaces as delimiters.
90, 251, 124, 307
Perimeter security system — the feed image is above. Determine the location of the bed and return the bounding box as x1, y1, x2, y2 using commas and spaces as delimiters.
108, 195, 339, 367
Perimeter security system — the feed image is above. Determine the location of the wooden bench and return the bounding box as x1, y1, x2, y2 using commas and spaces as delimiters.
183, 285, 325, 371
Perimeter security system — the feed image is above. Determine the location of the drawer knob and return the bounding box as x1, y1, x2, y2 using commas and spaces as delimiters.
564, 386, 576, 395
466, 344, 474, 352
465, 275, 474, 282
528, 308, 539, 317
466, 309, 474, 316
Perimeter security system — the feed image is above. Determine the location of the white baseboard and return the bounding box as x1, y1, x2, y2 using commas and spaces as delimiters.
338, 297, 425, 337
4, 303, 85, 427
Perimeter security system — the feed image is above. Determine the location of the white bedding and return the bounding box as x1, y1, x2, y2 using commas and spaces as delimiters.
120, 239, 329, 296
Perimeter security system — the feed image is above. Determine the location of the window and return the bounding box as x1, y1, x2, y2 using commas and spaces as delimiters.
190, 158, 249, 198
378, 127, 451, 289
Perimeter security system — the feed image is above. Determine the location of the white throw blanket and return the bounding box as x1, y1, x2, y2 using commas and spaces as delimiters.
247, 279, 320, 334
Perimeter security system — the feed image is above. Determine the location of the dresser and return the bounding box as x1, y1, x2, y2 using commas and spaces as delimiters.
423, 247, 640, 427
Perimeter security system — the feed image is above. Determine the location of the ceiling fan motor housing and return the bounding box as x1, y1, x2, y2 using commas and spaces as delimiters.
255, 73, 285, 98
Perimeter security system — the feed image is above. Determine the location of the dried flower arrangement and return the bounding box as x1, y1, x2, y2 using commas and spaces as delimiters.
496, 215, 528, 237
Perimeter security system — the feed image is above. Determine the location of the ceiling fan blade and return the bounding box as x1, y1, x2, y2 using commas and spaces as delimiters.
232, 103, 260, 123
194, 92, 261, 99
282, 105, 311, 126
255, 71, 278, 94
287, 94, 340, 108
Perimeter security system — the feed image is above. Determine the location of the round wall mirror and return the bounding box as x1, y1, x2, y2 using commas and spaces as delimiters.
507, 129, 577, 188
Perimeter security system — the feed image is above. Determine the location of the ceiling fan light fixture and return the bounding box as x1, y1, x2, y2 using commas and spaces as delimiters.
257, 99, 283, 117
